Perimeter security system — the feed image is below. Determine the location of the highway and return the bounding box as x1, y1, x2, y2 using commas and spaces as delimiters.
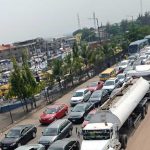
1, 75, 150, 150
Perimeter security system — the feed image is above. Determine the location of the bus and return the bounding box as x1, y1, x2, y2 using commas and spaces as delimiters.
145, 35, 150, 44
128, 39, 149, 55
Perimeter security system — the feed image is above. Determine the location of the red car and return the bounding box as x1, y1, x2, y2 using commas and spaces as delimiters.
87, 81, 104, 92
82, 109, 97, 128
39, 104, 68, 124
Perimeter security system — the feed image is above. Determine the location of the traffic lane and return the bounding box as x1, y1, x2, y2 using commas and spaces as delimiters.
127, 103, 150, 150
0, 76, 99, 144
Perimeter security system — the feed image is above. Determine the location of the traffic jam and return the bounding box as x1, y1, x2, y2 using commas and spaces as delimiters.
1, 42, 150, 150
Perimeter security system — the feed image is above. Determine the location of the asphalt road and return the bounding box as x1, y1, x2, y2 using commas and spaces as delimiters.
1, 75, 150, 150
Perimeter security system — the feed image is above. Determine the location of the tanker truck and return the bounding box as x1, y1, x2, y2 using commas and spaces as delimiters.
81, 77, 150, 150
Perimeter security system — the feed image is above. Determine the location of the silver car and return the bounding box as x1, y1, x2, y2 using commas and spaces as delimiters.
15, 144, 45, 150
38, 119, 73, 149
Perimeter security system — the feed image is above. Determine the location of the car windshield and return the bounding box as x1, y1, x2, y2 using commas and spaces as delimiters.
104, 81, 114, 86
99, 74, 110, 78
43, 128, 58, 136
128, 45, 138, 54
85, 113, 94, 121
83, 129, 111, 140
44, 108, 58, 114
72, 105, 86, 112
120, 62, 128, 66
88, 82, 97, 87
117, 75, 125, 79
6, 129, 20, 138
73, 91, 83, 97
90, 91, 102, 98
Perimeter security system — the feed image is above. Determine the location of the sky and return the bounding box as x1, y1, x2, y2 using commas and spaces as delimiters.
0, 0, 150, 44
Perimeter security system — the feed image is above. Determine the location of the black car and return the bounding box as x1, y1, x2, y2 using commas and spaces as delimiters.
88, 89, 109, 107
38, 119, 73, 149
0, 124, 37, 150
48, 138, 80, 150
68, 102, 94, 124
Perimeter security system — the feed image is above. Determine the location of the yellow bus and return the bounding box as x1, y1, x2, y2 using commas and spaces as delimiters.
99, 68, 116, 81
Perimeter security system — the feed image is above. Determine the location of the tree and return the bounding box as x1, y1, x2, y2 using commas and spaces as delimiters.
52, 59, 63, 89
8, 51, 42, 112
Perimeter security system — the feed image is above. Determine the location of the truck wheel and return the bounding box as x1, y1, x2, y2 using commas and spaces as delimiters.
120, 134, 128, 149
142, 107, 146, 119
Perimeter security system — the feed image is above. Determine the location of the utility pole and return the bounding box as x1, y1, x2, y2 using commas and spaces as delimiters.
77, 13, 81, 29
140, 0, 143, 16
88, 17, 101, 44
93, 12, 97, 30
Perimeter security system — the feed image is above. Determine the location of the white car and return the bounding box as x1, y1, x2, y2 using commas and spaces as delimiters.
102, 78, 120, 93
118, 60, 130, 70
70, 89, 91, 107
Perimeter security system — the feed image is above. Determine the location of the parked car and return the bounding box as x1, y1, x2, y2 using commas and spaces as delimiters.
48, 138, 80, 150
70, 89, 91, 107
0, 124, 37, 150
116, 73, 126, 86
87, 81, 104, 92
82, 109, 97, 128
88, 89, 109, 107
39, 104, 68, 124
128, 55, 137, 65
15, 144, 45, 150
38, 119, 73, 149
102, 78, 120, 93
68, 102, 94, 124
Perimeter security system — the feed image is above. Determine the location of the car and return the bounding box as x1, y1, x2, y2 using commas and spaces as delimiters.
15, 144, 45, 150
68, 102, 94, 124
48, 138, 80, 150
82, 109, 97, 128
116, 73, 126, 86
117, 60, 130, 70
139, 55, 149, 64
70, 89, 91, 107
128, 55, 137, 65
87, 81, 104, 92
39, 104, 68, 124
88, 89, 109, 107
0, 124, 37, 150
38, 119, 73, 149
102, 78, 120, 93
123, 66, 134, 74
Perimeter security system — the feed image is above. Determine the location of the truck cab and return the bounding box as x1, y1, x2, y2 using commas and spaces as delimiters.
81, 123, 121, 150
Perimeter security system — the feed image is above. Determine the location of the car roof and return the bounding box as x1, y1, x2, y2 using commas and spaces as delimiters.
47, 119, 68, 128
117, 73, 125, 76
49, 138, 79, 149
101, 68, 115, 74
75, 88, 88, 92
75, 102, 91, 107
107, 77, 116, 81
15, 144, 44, 150
13, 124, 33, 130
46, 104, 63, 109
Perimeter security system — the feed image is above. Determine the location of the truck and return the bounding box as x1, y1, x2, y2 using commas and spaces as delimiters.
81, 77, 150, 150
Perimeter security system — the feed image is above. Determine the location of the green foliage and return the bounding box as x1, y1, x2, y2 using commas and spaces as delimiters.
73, 28, 97, 42
8, 51, 42, 111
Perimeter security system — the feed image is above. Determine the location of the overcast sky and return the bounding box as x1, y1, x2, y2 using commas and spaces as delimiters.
0, 0, 150, 43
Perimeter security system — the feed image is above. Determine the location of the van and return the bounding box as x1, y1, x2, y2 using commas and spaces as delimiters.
99, 68, 116, 81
